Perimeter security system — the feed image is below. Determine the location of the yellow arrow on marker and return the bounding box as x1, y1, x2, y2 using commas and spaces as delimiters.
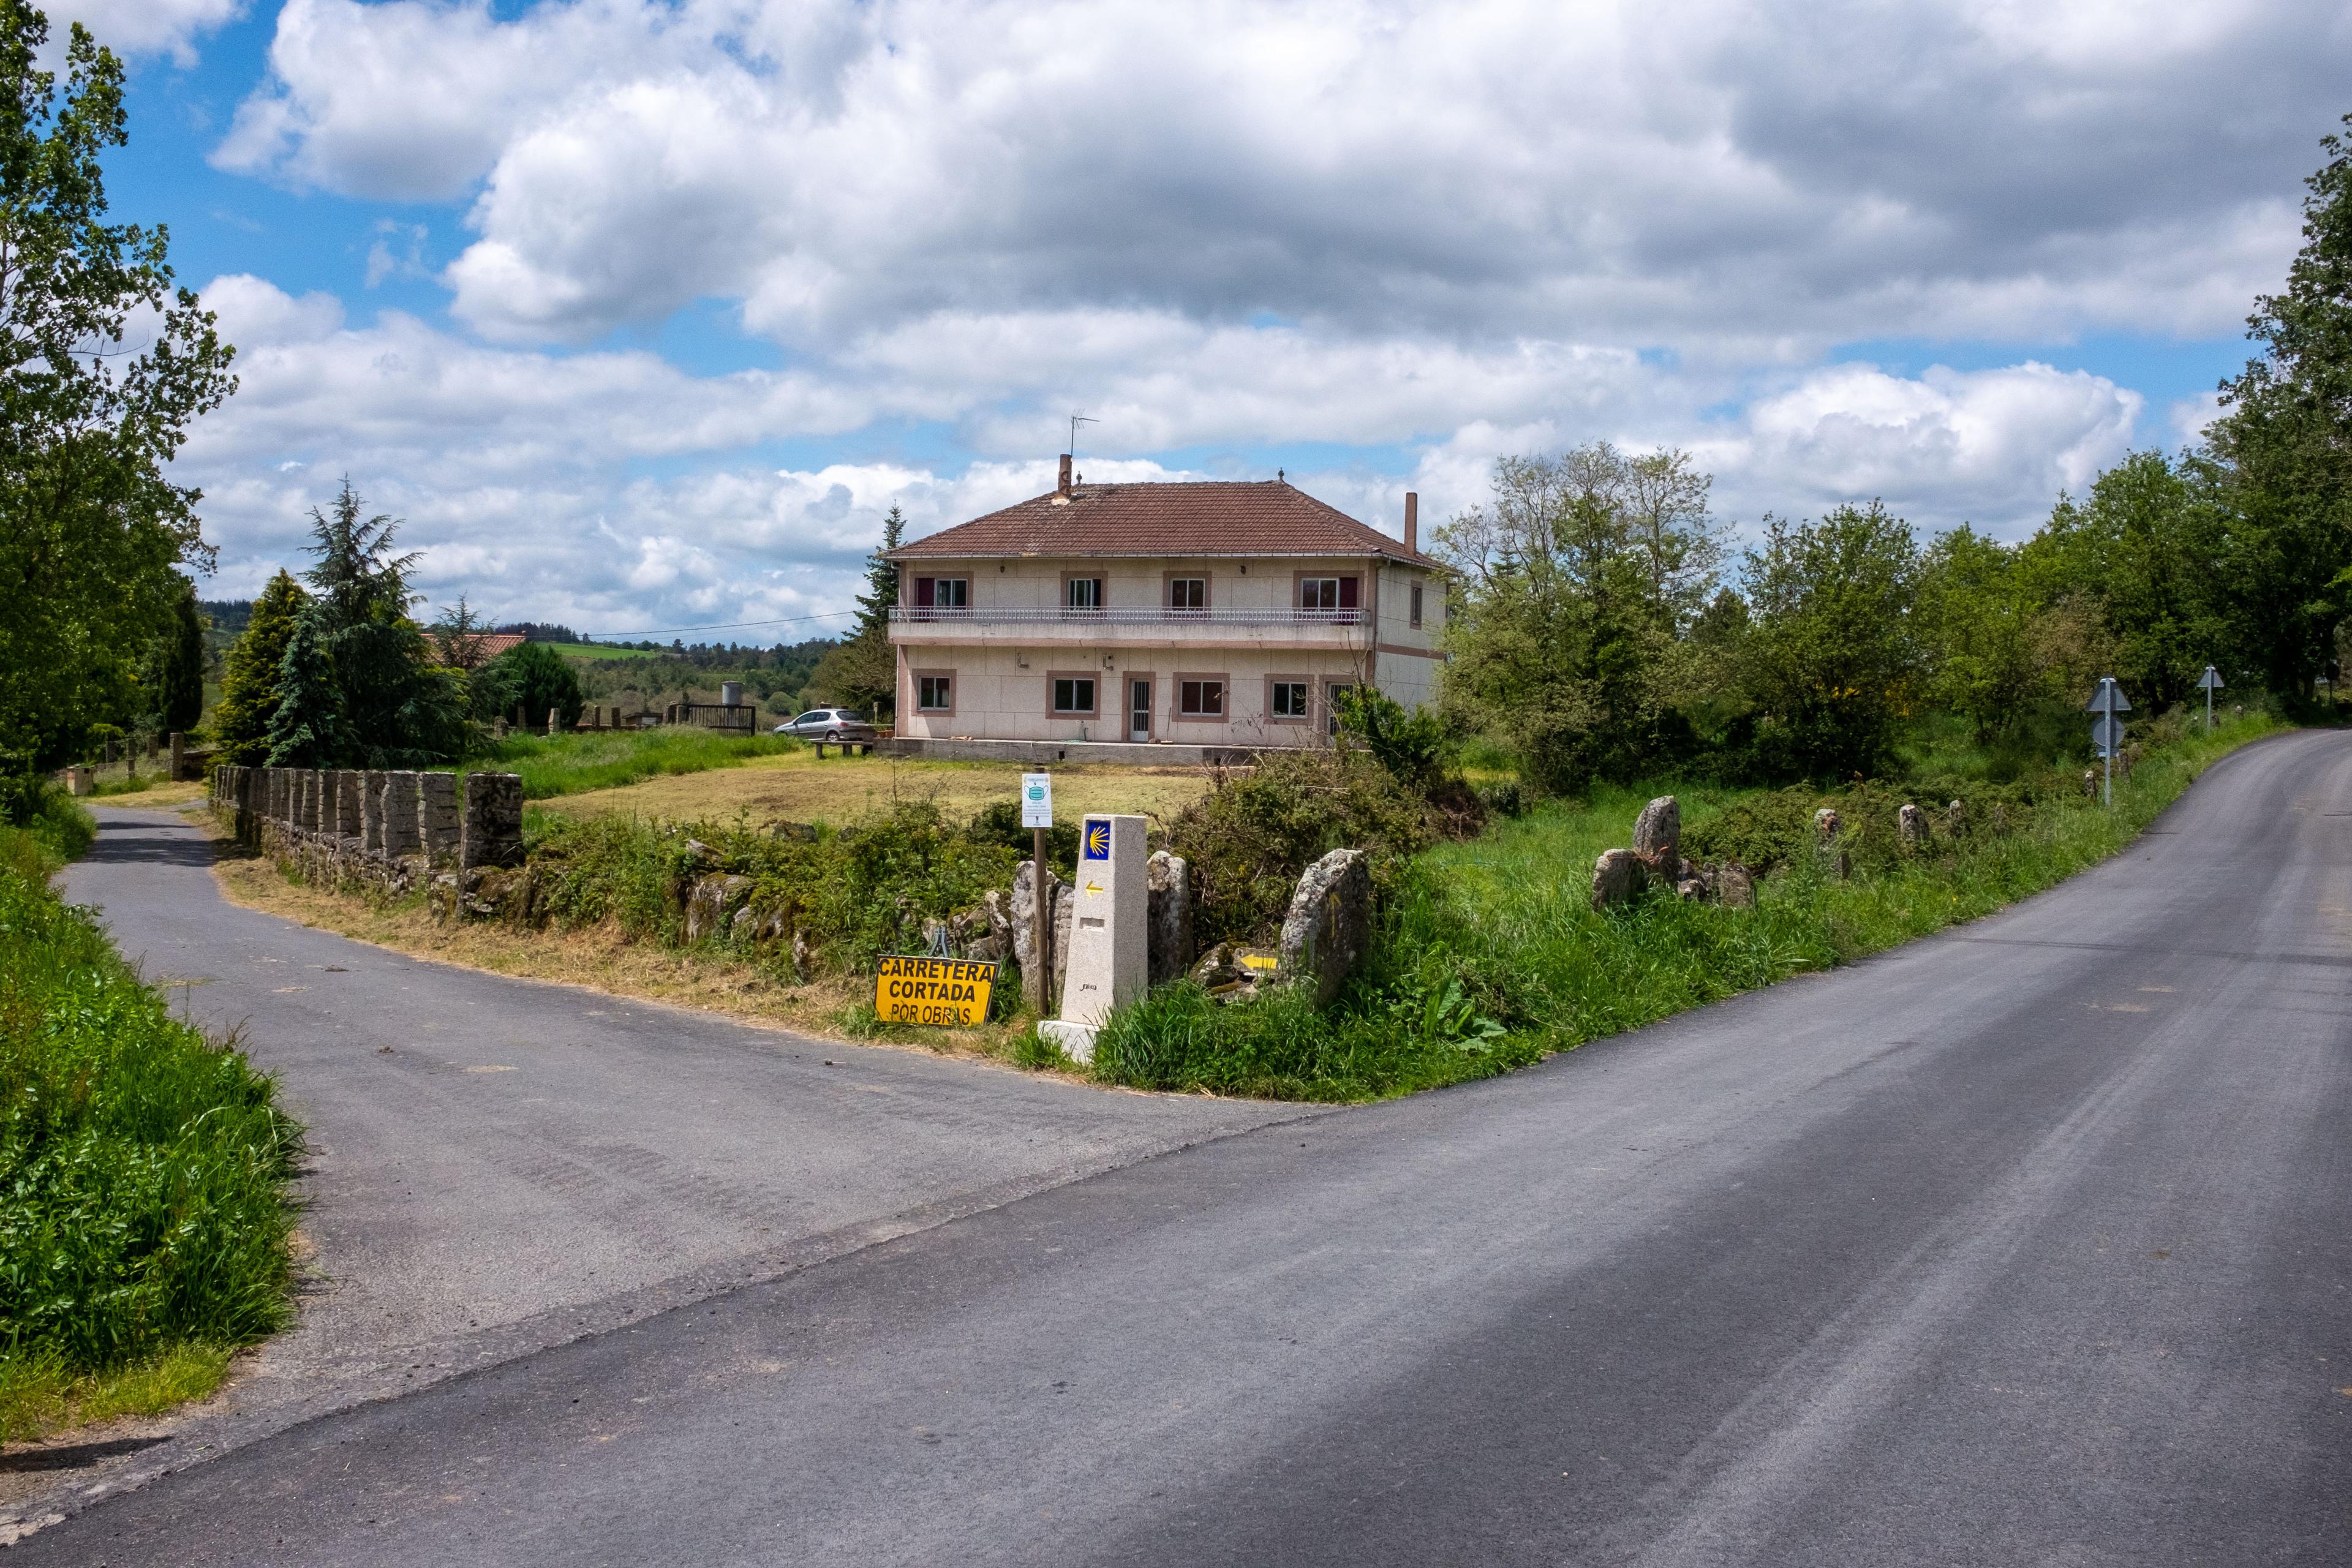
1085, 880, 1104, 894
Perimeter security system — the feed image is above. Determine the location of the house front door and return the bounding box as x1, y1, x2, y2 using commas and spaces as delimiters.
1129, 679, 1152, 742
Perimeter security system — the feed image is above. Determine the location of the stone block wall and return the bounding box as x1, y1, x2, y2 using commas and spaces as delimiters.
213, 763, 522, 898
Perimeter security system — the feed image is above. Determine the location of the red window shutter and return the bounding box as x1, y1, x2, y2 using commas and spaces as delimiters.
1338, 576, 1359, 608
914, 577, 935, 607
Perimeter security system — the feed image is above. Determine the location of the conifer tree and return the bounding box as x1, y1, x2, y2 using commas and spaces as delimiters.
214, 570, 307, 764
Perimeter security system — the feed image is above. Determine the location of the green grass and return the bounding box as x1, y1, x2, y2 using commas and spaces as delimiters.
545, 641, 661, 662
1086, 712, 2288, 1102
472, 727, 804, 800
0, 1341, 232, 1447
0, 827, 299, 1443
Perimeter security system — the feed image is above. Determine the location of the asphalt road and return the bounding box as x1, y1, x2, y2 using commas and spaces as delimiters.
23, 732, 2352, 1564
5, 804, 1297, 1531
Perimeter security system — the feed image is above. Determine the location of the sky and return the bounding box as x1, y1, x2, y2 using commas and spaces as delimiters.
54, 0, 2352, 643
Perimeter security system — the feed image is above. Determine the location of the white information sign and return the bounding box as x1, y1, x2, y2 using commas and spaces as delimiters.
1020, 772, 1054, 829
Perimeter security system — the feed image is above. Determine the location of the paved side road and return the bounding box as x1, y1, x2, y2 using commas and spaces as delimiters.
21, 731, 2352, 1564
3, 807, 1300, 1528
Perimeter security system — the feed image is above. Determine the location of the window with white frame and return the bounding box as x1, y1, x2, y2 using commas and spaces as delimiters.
1178, 679, 1225, 717
1065, 576, 1102, 612
1053, 676, 1097, 714
917, 675, 952, 711
933, 578, 968, 609
1409, 582, 1423, 628
1168, 577, 1207, 613
1270, 680, 1310, 720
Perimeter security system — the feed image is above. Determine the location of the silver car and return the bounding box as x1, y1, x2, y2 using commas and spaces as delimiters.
773, 707, 880, 743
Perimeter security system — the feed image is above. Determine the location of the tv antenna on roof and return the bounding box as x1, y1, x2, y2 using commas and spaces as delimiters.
1069, 411, 1097, 466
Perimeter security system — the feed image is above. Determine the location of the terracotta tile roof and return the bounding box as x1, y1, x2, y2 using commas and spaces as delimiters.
891, 480, 1439, 567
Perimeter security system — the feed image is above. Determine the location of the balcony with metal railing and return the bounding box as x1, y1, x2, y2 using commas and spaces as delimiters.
888, 604, 1370, 646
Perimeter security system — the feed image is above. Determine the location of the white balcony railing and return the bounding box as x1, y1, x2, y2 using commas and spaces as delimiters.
891, 606, 1364, 627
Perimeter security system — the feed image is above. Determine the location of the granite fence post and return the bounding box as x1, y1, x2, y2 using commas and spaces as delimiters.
462, 771, 524, 870
301, 770, 321, 832
336, 769, 364, 840
361, 769, 387, 853
380, 772, 421, 858
419, 772, 461, 867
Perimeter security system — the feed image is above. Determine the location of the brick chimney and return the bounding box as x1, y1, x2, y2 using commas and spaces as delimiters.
1058, 453, 1072, 496
1404, 491, 1418, 555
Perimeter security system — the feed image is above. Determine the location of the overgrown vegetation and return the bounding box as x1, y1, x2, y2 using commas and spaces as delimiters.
0, 823, 298, 1443
1088, 711, 2282, 1100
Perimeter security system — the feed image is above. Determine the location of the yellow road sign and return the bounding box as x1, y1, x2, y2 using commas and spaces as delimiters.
875, 954, 997, 1027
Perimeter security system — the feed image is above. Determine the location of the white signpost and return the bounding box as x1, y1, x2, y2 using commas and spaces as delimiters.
2197, 665, 2223, 731
1039, 813, 1147, 1065
2086, 676, 2131, 807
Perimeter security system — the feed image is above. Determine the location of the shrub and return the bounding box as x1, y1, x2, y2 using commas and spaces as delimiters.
1167, 748, 1434, 948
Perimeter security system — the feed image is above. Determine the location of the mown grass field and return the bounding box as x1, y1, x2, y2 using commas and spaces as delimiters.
533, 747, 1215, 828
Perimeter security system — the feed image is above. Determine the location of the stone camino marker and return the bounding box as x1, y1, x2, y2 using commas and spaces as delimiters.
1040, 813, 1148, 1065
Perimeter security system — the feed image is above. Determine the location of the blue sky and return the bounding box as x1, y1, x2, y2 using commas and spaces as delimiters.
64, 0, 2350, 636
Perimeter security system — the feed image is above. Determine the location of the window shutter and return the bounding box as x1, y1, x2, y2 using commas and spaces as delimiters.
914, 577, 935, 608
1339, 576, 1359, 609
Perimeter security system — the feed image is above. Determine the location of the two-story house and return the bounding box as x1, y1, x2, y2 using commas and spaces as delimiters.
883, 458, 1444, 760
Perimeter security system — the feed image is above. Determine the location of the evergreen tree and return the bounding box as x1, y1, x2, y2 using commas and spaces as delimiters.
214, 570, 307, 764
291, 480, 468, 765
264, 606, 342, 767
153, 579, 205, 734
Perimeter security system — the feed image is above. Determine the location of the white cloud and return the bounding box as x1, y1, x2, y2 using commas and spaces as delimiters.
1700, 362, 2142, 538
47, 0, 240, 64
216, 0, 2341, 355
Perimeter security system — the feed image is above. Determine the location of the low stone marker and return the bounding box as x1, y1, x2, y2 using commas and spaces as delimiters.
1276, 847, 1371, 1008
1041, 813, 1148, 1063
1898, 802, 1927, 848
420, 772, 461, 865
1632, 795, 1680, 875
1147, 850, 1193, 985
685, 874, 754, 943
1011, 859, 1062, 1014
462, 771, 525, 870
1944, 798, 1967, 836
1592, 847, 1646, 911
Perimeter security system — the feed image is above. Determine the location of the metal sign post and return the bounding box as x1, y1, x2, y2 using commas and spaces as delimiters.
1021, 772, 1053, 1012
2086, 677, 2132, 806
2197, 665, 2223, 731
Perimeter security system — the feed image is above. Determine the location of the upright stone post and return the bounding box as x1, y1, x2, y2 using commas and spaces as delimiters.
336, 769, 364, 840
462, 771, 525, 870
300, 770, 320, 832
380, 772, 421, 858
1039, 814, 1147, 1064
419, 772, 461, 867
361, 769, 387, 853
547, 707, 560, 737
168, 731, 184, 782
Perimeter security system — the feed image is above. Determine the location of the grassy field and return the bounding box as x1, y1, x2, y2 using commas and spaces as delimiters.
537, 748, 1215, 828
470, 728, 804, 800
547, 642, 660, 662
0, 820, 298, 1448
